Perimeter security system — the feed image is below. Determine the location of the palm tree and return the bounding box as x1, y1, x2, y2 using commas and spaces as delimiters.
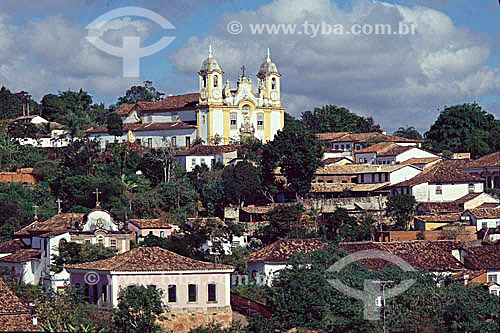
121, 175, 138, 213
393, 126, 422, 140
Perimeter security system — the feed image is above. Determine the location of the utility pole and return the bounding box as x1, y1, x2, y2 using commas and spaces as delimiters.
372, 280, 394, 333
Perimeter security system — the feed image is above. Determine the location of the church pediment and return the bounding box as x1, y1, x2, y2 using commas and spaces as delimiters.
80, 210, 118, 233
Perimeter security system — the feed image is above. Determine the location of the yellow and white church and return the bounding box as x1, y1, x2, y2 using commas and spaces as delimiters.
88, 46, 285, 148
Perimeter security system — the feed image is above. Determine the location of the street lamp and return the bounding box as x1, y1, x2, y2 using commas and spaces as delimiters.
372, 280, 394, 333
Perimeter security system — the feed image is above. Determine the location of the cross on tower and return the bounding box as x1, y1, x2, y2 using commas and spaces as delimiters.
56, 198, 63, 214
33, 205, 39, 220
93, 188, 102, 208
241, 65, 246, 78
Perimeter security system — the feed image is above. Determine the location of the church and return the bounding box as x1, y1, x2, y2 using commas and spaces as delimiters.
87, 47, 285, 148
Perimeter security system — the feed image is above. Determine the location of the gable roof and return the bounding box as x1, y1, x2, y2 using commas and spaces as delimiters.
128, 219, 172, 229
0, 249, 40, 263
466, 208, 500, 219
0, 239, 25, 254
316, 132, 423, 144
341, 240, 468, 271
322, 157, 352, 165
355, 142, 415, 156
115, 104, 136, 117
173, 145, 239, 156
315, 163, 412, 175
465, 152, 500, 169
137, 93, 201, 113
14, 213, 84, 237
414, 213, 462, 223
246, 238, 328, 263
0, 278, 36, 331
391, 162, 483, 187
463, 245, 500, 270
400, 157, 442, 165
66, 246, 233, 272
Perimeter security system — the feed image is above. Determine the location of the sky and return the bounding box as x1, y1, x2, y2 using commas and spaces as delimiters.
0, 0, 499, 133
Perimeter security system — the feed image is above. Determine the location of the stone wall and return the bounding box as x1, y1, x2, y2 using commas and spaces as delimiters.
159, 306, 232, 333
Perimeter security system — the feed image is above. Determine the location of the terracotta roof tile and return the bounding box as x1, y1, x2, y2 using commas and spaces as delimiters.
14, 213, 83, 237
310, 182, 390, 193
316, 132, 350, 141
0, 249, 40, 263
417, 202, 463, 213
463, 245, 500, 270
87, 121, 196, 134
247, 238, 328, 263
414, 213, 461, 223
315, 164, 410, 175
341, 240, 468, 271
115, 104, 135, 117
466, 152, 500, 169
138, 93, 200, 113
67, 246, 233, 272
391, 162, 482, 187
355, 142, 397, 154
0, 279, 36, 331
129, 219, 172, 229
0, 239, 25, 254
317, 132, 423, 144
467, 208, 500, 219
173, 145, 239, 156
476, 203, 500, 209
400, 157, 442, 165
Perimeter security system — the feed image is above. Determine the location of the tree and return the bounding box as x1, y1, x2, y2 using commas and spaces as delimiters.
51, 242, 118, 274
256, 204, 306, 244
7, 120, 39, 139
0, 86, 22, 120
222, 161, 261, 207
112, 284, 165, 333
301, 105, 377, 133
106, 112, 123, 138
424, 103, 500, 157
385, 194, 417, 230
321, 208, 374, 241
116, 81, 165, 107
262, 120, 323, 199
393, 126, 422, 140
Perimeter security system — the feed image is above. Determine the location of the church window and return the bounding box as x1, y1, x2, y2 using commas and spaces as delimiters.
230, 113, 237, 129
271, 77, 276, 90
257, 114, 264, 129
242, 105, 249, 115
97, 236, 104, 245
110, 239, 117, 248
202, 75, 207, 88
214, 75, 218, 87
202, 115, 206, 124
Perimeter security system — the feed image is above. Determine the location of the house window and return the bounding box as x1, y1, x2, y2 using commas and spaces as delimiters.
208, 283, 217, 302
102, 283, 108, 303
148, 138, 152, 148
359, 174, 364, 183
341, 144, 345, 150
188, 284, 197, 302
468, 184, 475, 193
160, 231, 165, 238
335, 145, 339, 150
230, 113, 237, 129
482, 222, 488, 229
191, 158, 196, 166
435, 184, 442, 195
85, 239, 91, 244
186, 136, 191, 147
257, 114, 264, 129
487, 274, 498, 283
171, 136, 176, 147
201, 158, 206, 165
84, 284, 90, 302
135, 138, 141, 145
346, 144, 350, 150
92, 284, 98, 304
168, 285, 176, 303
110, 239, 117, 248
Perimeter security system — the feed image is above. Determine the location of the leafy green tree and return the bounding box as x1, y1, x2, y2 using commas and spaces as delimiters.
256, 204, 306, 244
106, 112, 123, 138
116, 81, 165, 107
7, 120, 39, 138
0, 86, 22, 120
385, 194, 417, 230
0, 133, 19, 171
262, 120, 323, 199
222, 161, 261, 207
321, 208, 374, 241
393, 126, 422, 140
301, 105, 377, 133
33, 160, 59, 181
424, 103, 500, 157
112, 284, 165, 333
51, 242, 117, 273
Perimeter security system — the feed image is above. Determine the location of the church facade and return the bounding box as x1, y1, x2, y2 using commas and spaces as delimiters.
87, 47, 285, 148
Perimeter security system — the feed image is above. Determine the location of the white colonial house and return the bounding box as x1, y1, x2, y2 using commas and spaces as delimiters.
461, 208, 500, 231
313, 164, 422, 185
457, 245, 500, 296
354, 141, 438, 165
87, 46, 284, 150
173, 145, 238, 172
454, 152, 500, 189
246, 238, 327, 286
0, 207, 131, 291
9, 115, 70, 148
390, 162, 484, 202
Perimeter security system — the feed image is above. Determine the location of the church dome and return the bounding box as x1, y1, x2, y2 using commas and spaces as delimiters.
258, 48, 279, 74
200, 45, 221, 72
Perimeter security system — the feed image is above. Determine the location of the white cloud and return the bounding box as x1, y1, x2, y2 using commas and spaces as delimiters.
171, 0, 500, 129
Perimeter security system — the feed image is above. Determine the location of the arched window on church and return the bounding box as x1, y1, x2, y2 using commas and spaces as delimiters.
214, 75, 218, 87
202, 75, 207, 88
271, 77, 276, 90
97, 236, 104, 246
257, 114, 264, 129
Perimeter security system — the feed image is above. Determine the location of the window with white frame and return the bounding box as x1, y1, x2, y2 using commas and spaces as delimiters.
257, 113, 264, 129
487, 274, 498, 283
436, 184, 442, 195
468, 183, 475, 193
208, 283, 217, 302
168, 285, 176, 302
230, 113, 237, 129
110, 239, 116, 248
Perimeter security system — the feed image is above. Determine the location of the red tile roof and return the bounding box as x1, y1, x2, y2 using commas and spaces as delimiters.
414, 213, 462, 223
400, 157, 441, 165
465, 152, 500, 169
0, 278, 36, 331
340, 240, 468, 271
173, 145, 239, 156
128, 219, 172, 229
316, 132, 350, 141
137, 93, 200, 113
417, 202, 463, 213
391, 162, 483, 187
14, 213, 84, 237
0, 239, 25, 254
87, 121, 196, 134
246, 238, 328, 263
67, 246, 233, 272
0, 249, 40, 263
476, 203, 500, 209
115, 104, 135, 117
467, 208, 500, 219
317, 132, 423, 143
322, 157, 352, 165
463, 245, 500, 270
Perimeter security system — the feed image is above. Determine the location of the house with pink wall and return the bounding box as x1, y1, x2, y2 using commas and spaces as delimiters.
66, 246, 234, 332
127, 219, 179, 241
